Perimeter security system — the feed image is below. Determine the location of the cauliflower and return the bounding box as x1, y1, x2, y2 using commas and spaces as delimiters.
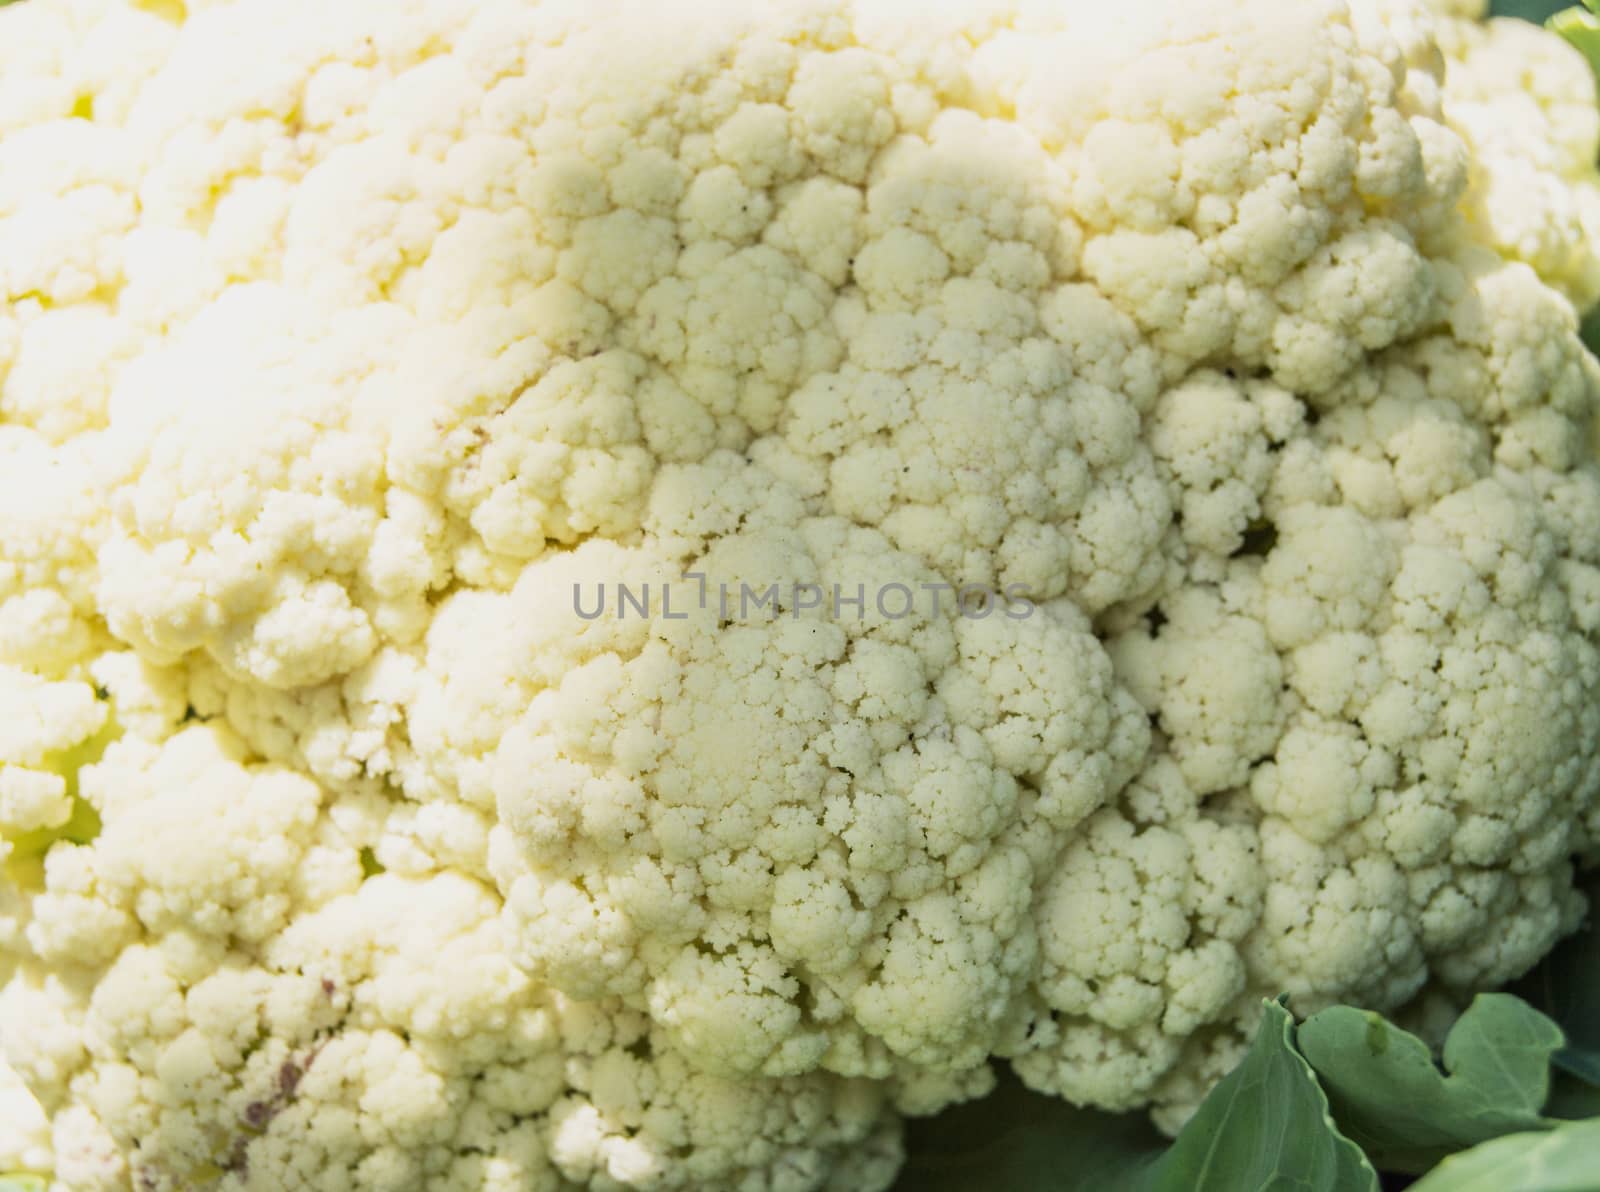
3, 0, 1600, 1185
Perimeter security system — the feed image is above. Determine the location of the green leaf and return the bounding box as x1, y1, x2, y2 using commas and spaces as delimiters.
1297, 993, 1561, 1174
1494, 0, 1584, 20
1135, 999, 1380, 1192
1408, 1119, 1600, 1192
892, 1070, 1167, 1191
0, 1176, 48, 1192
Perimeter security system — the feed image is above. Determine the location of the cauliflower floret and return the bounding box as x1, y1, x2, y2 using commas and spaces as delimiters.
3, 725, 899, 1192
0, 430, 109, 678
445, 456, 1146, 1079
0, 1053, 52, 1177
1435, 10, 1600, 307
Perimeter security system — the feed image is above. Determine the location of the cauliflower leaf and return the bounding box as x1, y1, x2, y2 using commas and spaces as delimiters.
1408, 1119, 1600, 1192
1298, 994, 1564, 1173
1137, 999, 1379, 1192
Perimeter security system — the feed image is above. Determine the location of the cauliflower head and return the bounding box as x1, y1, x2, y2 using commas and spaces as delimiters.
4, 0, 1600, 1186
